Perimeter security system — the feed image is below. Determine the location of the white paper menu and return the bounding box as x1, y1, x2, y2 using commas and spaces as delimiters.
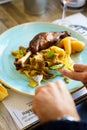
3, 89, 39, 130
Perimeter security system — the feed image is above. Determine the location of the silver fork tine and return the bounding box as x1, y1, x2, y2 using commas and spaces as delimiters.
32, 75, 43, 86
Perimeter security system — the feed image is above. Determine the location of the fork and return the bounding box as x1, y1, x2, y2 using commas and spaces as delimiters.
32, 75, 43, 86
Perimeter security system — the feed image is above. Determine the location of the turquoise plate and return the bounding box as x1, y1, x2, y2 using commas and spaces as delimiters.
0, 22, 87, 96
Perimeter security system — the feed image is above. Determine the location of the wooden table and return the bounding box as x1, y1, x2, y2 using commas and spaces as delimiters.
0, 0, 87, 34
0, 0, 87, 130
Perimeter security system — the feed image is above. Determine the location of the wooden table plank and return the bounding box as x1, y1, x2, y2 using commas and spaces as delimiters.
0, 103, 19, 130
1, 3, 30, 24
0, 21, 7, 34
0, 6, 18, 28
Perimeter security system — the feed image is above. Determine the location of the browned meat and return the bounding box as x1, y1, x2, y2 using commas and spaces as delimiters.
14, 31, 71, 70
28, 31, 70, 53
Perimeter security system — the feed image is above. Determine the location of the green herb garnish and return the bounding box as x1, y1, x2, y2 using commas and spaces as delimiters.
50, 64, 65, 70
47, 50, 54, 58
19, 49, 24, 55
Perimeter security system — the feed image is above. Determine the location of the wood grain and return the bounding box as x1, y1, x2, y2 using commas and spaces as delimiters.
0, 0, 87, 33
0, 102, 19, 130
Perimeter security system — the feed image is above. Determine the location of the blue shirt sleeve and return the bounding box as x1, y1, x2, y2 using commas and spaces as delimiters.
33, 120, 87, 130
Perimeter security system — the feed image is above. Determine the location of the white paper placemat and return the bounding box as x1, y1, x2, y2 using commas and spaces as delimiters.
53, 13, 87, 38
3, 89, 39, 130
53, 13, 87, 27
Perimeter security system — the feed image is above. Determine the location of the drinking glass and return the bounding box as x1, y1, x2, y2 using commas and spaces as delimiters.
23, 0, 48, 15
59, 0, 76, 26
61, 0, 71, 21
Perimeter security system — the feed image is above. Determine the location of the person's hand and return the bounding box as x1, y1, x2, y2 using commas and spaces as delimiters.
60, 64, 87, 88
32, 80, 80, 123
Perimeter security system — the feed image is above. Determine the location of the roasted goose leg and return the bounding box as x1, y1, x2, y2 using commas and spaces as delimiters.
14, 31, 70, 69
